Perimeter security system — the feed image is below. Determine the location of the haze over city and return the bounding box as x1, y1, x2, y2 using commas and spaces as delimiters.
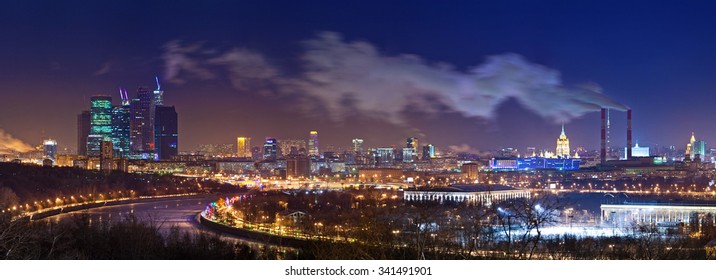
2, 1, 716, 154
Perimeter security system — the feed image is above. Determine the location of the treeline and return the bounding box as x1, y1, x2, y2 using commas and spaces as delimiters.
228, 190, 716, 260
0, 213, 294, 260
0, 162, 234, 211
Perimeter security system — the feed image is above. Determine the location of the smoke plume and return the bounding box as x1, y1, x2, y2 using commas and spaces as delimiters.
0, 129, 34, 154
162, 32, 628, 125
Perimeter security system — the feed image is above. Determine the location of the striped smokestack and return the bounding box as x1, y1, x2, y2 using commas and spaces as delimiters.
601, 108, 606, 164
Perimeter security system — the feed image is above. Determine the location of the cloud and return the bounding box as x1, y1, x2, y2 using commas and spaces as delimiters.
93, 61, 112, 76
162, 40, 216, 84
207, 48, 279, 93
295, 32, 628, 124
161, 32, 627, 125
0, 129, 34, 154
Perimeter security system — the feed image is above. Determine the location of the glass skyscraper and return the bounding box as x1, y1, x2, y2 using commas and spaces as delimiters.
87, 96, 112, 156
263, 138, 278, 161
111, 104, 131, 158
154, 105, 178, 160
308, 131, 319, 157
130, 87, 155, 158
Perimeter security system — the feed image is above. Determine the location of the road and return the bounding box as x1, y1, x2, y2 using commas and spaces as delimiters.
40, 194, 275, 247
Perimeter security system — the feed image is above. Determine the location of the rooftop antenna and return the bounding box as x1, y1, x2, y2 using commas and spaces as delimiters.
155, 76, 161, 91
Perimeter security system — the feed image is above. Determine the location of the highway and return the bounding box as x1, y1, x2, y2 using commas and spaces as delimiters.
40, 194, 274, 246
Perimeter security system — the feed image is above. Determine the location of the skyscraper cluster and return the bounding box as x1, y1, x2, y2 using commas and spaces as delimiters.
77, 77, 177, 161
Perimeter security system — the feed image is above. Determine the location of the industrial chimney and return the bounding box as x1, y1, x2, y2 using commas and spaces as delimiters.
627, 109, 632, 159
601, 108, 607, 164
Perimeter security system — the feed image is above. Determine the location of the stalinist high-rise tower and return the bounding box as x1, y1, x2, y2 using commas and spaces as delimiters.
556, 124, 570, 158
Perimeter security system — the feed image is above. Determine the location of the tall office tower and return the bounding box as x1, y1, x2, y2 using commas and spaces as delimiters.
153, 76, 164, 106
154, 106, 178, 160
77, 110, 91, 156
308, 130, 319, 156
555, 124, 571, 158
406, 137, 419, 161
406, 137, 419, 150
87, 96, 113, 157
263, 138, 278, 160
286, 154, 311, 179
43, 139, 57, 161
130, 87, 155, 157
422, 144, 435, 160
236, 137, 251, 158
111, 89, 131, 158
352, 138, 364, 153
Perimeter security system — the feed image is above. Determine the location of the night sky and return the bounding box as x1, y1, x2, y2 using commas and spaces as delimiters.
2, 0, 716, 154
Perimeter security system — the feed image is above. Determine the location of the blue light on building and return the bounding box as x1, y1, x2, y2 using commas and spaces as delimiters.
489, 157, 581, 171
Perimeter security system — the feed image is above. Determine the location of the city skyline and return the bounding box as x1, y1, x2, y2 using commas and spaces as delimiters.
5, 1, 716, 265
3, 1, 716, 154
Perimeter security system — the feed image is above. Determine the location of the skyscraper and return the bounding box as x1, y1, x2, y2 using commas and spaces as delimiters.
406, 137, 419, 162
130, 87, 155, 158
263, 138, 278, 161
308, 131, 319, 157
352, 138, 364, 153
153, 76, 164, 106
556, 124, 570, 158
154, 105, 178, 160
43, 139, 57, 162
77, 110, 90, 156
686, 132, 695, 158
87, 96, 113, 157
422, 144, 435, 160
236, 137, 251, 158
111, 89, 131, 158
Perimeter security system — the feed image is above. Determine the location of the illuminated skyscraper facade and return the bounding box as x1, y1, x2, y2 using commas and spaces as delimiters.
130, 87, 155, 158
352, 138, 364, 153
422, 144, 435, 160
263, 138, 278, 161
43, 139, 57, 162
87, 96, 113, 156
153, 76, 164, 106
154, 105, 178, 160
406, 137, 419, 162
685, 132, 706, 159
236, 137, 251, 158
308, 131, 319, 157
111, 100, 131, 158
555, 125, 570, 158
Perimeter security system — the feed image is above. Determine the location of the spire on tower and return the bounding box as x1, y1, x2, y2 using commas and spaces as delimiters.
155, 76, 161, 91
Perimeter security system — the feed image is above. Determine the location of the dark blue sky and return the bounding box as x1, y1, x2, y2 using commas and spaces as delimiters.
1, 0, 716, 153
